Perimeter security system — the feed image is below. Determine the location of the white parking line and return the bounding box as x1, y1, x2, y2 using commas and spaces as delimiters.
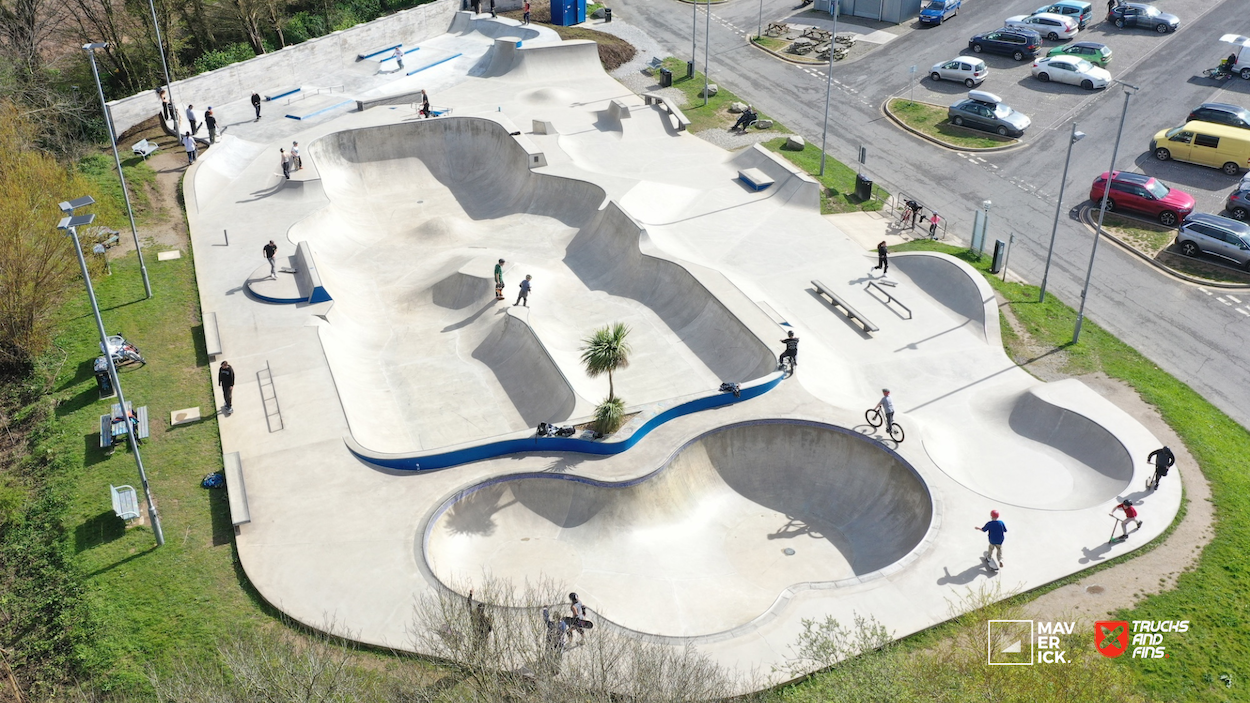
1217, 297, 1233, 305
1229, 295, 1243, 303
1198, 287, 1212, 295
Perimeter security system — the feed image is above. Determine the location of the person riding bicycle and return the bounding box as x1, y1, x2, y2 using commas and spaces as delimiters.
1146, 445, 1175, 490
779, 331, 799, 371
874, 388, 894, 429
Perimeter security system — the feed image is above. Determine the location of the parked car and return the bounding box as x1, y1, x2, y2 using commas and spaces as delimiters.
1187, 103, 1250, 130
1035, 0, 1093, 29
1047, 40, 1112, 66
1089, 171, 1195, 226
1227, 188, 1250, 221
1107, 3, 1178, 33
968, 28, 1043, 61
1175, 213, 1250, 270
948, 90, 1031, 137
930, 56, 988, 87
920, 0, 961, 25
1152, 122, 1250, 175
1006, 13, 1078, 41
1031, 56, 1110, 89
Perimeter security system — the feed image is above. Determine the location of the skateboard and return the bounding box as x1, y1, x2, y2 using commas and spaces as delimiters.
983, 553, 1000, 572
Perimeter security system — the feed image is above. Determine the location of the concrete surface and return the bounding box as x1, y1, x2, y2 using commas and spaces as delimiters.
182, 13, 1181, 688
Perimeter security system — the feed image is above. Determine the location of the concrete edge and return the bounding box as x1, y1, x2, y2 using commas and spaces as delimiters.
880, 98, 1023, 154
746, 34, 832, 67
892, 250, 1000, 346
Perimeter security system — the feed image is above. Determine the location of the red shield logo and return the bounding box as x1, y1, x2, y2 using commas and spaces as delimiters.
1095, 621, 1129, 658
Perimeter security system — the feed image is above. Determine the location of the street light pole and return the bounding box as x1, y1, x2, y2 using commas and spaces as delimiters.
84, 43, 153, 300
1039, 123, 1085, 303
1075, 83, 1137, 343
58, 198, 164, 547
692, 0, 697, 77
147, 0, 180, 135
819, 0, 839, 176
757, 0, 764, 41
703, 0, 711, 107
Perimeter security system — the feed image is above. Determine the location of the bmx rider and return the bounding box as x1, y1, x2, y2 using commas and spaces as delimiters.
779, 331, 799, 371
874, 388, 895, 429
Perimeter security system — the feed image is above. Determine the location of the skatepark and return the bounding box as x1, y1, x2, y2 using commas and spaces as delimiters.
180, 10, 1181, 685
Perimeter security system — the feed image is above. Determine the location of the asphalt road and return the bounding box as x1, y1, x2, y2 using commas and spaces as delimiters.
612, 0, 1250, 429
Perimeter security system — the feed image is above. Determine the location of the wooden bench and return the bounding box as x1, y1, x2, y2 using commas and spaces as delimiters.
812, 279, 879, 333
203, 311, 222, 358
738, 168, 775, 192
642, 93, 692, 131
100, 403, 150, 450
131, 139, 159, 160
223, 452, 251, 526
110, 484, 140, 521
765, 22, 788, 37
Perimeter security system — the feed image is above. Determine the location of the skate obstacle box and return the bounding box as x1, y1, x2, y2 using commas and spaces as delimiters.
294, 241, 332, 304
224, 452, 251, 527
738, 168, 775, 192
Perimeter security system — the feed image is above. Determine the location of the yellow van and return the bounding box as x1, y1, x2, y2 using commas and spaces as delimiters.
1151, 121, 1250, 176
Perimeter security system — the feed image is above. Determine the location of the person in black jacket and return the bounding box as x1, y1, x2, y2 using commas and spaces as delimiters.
205, 107, 217, 144
251, 91, 262, 120
218, 361, 236, 415
1146, 446, 1175, 490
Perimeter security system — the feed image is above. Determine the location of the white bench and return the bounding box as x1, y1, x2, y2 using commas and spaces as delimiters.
223, 452, 251, 526
204, 311, 222, 358
131, 139, 159, 160
110, 484, 140, 521
812, 279, 879, 333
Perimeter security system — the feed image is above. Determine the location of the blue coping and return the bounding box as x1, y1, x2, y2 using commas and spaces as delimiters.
406, 53, 462, 76
309, 286, 332, 304
264, 87, 301, 101
349, 371, 785, 471
357, 43, 402, 61
285, 99, 355, 121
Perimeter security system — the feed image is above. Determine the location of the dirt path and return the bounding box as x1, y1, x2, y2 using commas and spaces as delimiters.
110, 123, 191, 258
995, 298, 1213, 623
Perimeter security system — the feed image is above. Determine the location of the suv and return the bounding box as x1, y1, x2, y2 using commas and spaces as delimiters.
948, 90, 1031, 136
1176, 213, 1250, 270
968, 28, 1042, 61
1035, 0, 1093, 29
1227, 188, 1250, 221
1089, 171, 1195, 226
1187, 103, 1250, 130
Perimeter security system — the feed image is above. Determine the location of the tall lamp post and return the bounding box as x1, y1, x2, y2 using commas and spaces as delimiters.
58, 197, 165, 547
819, 0, 839, 176
1074, 82, 1138, 343
147, 0, 180, 134
84, 43, 153, 300
703, 0, 711, 106
1039, 123, 1085, 303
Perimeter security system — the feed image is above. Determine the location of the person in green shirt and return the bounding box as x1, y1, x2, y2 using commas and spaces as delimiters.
494, 258, 505, 300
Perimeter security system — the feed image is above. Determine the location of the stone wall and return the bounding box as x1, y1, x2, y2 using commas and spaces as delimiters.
108, 0, 459, 136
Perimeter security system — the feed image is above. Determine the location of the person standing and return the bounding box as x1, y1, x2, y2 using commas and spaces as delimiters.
280, 148, 290, 180
1112, 500, 1141, 540
218, 361, 236, 415
874, 388, 895, 430
489, 0, 496, 17
874, 241, 889, 273
976, 509, 1007, 566
251, 91, 262, 120
514, 274, 532, 307
186, 104, 199, 134
927, 212, 942, 239
1106, 0, 1115, 18
392, 46, 405, 71
523, 1, 531, 24
540, 606, 567, 675
291, 141, 302, 170
205, 107, 217, 144
264, 240, 278, 279
1146, 446, 1175, 490
466, 589, 493, 653
494, 258, 506, 300
182, 132, 197, 164
421, 90, 431, 118
158, 87, 173, 120
564, 592, 590, 644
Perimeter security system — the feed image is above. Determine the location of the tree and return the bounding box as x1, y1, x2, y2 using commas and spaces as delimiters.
579, 323, 630, 402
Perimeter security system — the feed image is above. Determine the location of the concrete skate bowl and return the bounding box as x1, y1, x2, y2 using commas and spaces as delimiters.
922, 385, 1133, 510
424, 420, 935, 637
891, 253, 991, 340
297, 117, 776, 455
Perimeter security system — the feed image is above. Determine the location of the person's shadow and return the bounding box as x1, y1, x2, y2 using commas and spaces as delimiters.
1079, 541, 1117, 564
937, 562, 992, 585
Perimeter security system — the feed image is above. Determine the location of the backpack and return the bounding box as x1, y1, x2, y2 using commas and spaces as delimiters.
201, 472, 225, 489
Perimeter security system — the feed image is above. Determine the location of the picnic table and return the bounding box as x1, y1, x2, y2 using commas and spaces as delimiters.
100, 401, 150, 450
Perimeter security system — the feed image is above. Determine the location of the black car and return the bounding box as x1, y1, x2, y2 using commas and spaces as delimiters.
1187, 103, 1250, 131
968, 28, 1042, 61
1107, 3, 1179, 33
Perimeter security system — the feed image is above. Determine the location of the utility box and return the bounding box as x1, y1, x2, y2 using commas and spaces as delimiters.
855, 174, 873, 201
990, 239, 1007, 274
551, 0, 586, 26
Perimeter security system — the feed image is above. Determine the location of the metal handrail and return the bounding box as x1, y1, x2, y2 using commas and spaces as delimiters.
866, 281, 912, 319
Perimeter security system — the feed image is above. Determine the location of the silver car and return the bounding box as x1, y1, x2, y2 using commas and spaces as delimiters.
948, 90, 1031, 137
1176, 213, 1250, 270
930, 56, 989, 87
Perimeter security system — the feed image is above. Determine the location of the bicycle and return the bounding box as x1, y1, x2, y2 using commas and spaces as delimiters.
779, 354, 796, 378
897, 199, 920, 227
865, 407, 905, 442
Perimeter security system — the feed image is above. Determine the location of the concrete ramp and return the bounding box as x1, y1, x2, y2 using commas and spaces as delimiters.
487, 39, 604, 82
892, 252, 991, 338
471, 311, 584, 428
426, 420, 934, 637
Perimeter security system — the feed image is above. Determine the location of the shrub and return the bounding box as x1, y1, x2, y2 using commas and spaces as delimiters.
191, 43, 257, 74
592, 397, 625, 436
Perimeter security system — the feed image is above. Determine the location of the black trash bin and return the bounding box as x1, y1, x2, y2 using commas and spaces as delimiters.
604, 7, 612, 21
854, 173, 873, 201
990, 239, 1007, 274
94, 356, 115, 398
659, 67, 673, 88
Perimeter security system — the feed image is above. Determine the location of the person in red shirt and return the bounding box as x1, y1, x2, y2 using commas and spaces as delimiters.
1112, 500, 1141, 540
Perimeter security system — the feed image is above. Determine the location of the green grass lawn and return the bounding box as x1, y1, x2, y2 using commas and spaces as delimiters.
659, 57, 788, 134
762, 138, 886, 214
1099, 212, 1175, 255
869, 241, 1250, 702
751, 35, 789, 52
888, 99, 1016, 149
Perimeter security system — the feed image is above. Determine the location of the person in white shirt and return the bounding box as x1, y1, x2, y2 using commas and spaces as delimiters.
182, 132, 197, 164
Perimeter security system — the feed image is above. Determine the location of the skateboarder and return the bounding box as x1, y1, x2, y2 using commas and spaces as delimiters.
264, 240, 278, 278
494, 258, 506, 300
976, 509, 1007, 568
564, 592, 591, 644
392, 46, 405, 71
874, 241, 889, 273
218, 361, 236, 415
1111, 500, 1141, 541
514, 274, 532, 307
1146, 446, 1175, 490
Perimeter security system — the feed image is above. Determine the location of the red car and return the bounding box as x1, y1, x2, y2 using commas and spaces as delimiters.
1089, 171, 1195, 226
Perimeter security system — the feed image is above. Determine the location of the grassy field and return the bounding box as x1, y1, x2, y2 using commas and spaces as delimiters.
762, 138, 886, 214
888, 99, 1016, 149
1096, 212, 1250, 284
659, 57, 789, 135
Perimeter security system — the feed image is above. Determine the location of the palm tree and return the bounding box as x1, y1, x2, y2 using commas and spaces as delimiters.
580, 322, 631, 401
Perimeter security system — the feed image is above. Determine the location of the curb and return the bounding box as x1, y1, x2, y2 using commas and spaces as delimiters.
1077, 205, 1250, 290
747, 35, 831, 67
881, 98, 1023, 154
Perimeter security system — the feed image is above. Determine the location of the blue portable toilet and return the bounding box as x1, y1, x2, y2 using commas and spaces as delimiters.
551, 0, 586, 26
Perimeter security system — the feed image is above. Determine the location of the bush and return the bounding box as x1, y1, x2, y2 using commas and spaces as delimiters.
191, 43, 257, 74
283, 11, 329, 43
592, 397, 625, 436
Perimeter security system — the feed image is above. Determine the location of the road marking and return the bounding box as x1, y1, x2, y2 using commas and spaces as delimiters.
1229, 295, 1242, 303
1238, 308, 1250, 317
1198, 287, 1212, 295
1217, 297, 1233, 305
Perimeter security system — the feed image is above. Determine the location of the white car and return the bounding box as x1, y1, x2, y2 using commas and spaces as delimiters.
930, 56, 989, 87
1006, 12, 1078, 40
1030, 55, 1110, 89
